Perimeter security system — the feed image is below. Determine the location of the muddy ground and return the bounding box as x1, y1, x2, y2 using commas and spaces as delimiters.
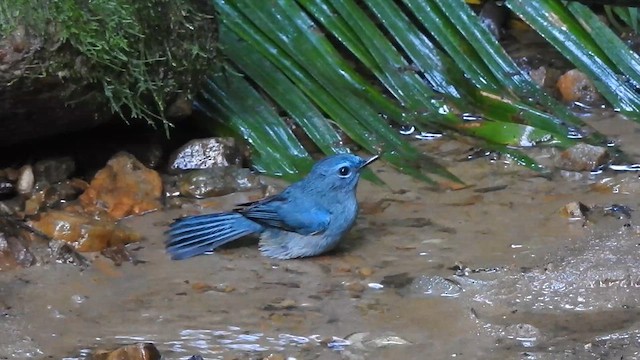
2, 112, 640, 359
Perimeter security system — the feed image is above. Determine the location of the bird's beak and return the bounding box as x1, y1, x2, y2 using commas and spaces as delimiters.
359, 154, 380, 170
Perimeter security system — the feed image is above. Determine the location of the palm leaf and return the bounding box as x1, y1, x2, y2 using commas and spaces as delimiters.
194, 0, 639, 181
508, 0, 640, 115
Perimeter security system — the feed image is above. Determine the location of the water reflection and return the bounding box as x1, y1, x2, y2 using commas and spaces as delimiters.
398, 125, 443, 140
136, 326, 352, 357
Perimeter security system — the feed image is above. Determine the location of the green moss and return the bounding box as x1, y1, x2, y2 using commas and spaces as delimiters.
0, 0, 217, 133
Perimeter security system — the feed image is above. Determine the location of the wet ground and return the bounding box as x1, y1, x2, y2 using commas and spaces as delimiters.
3, 111, 640, 359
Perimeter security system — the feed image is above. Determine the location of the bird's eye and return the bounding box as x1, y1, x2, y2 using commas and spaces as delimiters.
338, 166, 351, 177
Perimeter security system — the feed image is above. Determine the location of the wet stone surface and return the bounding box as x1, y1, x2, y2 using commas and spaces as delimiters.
557, 69, 604, 107
167, 137, 244, 173
2, 113, 640, 359
79, 152, 163, 220
164, 167, 265, 200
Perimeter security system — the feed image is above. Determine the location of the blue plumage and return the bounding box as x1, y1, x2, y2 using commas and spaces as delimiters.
165, 153, 378, 260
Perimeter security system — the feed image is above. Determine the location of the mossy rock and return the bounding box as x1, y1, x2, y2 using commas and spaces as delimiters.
0, 0, 217, 145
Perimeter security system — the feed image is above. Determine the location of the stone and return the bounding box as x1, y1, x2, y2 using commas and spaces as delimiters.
165, 167, 263, 199
0, 176, 15, 200
356, 267, 374, 277
79, 152, 162, 219
16, 165, 34, 195
29, 210, 141, 252
24, 179, 88, 216
167, 137, 242, 172
557, 69, 603, 106
592, 174, 640, 195
166, 94, 193, 119
380, 272, 414, 289
0, 231, 35, 271
33, 156, 76, 185
528, 66, 562, 90
559, 201, 590, 220
92, 342, 161, 360
557, 143, 609, 172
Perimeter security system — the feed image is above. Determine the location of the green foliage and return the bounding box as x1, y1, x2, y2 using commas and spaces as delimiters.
199, 0, 627, 181
508, 0, 640, 115
0, 0, 216, 132
605, 5, 639, 33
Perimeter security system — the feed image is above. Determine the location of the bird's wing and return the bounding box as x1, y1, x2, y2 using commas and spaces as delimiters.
235, 191, 331, 235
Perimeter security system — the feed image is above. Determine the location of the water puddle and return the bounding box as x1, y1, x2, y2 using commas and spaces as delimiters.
2, 112, 640, 359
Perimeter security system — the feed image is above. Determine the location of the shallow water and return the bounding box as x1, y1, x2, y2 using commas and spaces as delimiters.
2, 112, 640, 359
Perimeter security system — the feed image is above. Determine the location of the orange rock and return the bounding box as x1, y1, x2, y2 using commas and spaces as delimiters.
191, 281, 215, 293
79, 152, 162, 219
556, 69, 603, 105
29, 210, 141, 252
92, 343, 161, 360
559, 201, 590, 220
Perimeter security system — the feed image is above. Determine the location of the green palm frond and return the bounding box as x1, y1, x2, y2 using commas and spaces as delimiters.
195, 0, 639, 181
605, 5, 639, 33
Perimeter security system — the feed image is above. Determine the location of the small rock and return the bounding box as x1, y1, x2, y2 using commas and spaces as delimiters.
479, 0, 507, 39
191, 282, 215, 293
101, 245, 143, 266
556, 69, 603, 106
29, 210, 141, 252
263, 298, 297, 311
0, 230, 35, 271
167, 167, 263, 199
3, 168, 19, 181
557, 143, 609, 171
125, 142, 164, 170
345, 281, 366, 296
558, 170, 585, 182
0, 197, 25, 216
529, 66, 547, 88
592, 174, 640, 194
16, 165, 34, 195
23, 179, 89, 216
528, 66, 562, 90
44, 179, 89, 206
320, 336, 351, 350
0, 175, 15, 200
92, 342, 161, 360
191, 282, 233, 294
33, 156, 76, 185
79, 152, 162, 219
49, 240, 89, 267
559, 201, 590, 220
23, 192, 44, 216
166, 95, 193, 119
168, 137, 242, 172
356, 267, 374, 278
0, 217, 88, 270
380, 272, 414, 289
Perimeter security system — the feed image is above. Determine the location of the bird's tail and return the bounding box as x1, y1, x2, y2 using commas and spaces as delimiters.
165, 212, 262, 260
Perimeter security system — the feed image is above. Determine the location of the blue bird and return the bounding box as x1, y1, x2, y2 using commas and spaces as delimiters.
165, 153, 379, 260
